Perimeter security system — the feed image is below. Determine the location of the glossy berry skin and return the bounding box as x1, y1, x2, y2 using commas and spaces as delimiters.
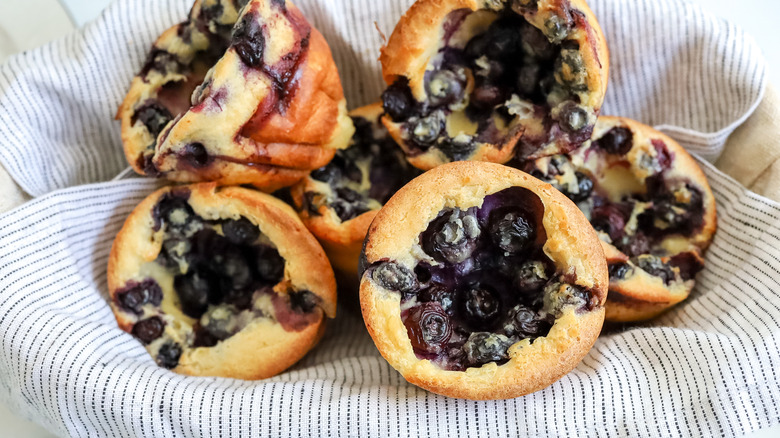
156, 342, 182, 369
460, 286, 502, 330
222, 218, 260, 245
372, 262, 418, 294
595, 127, 633, 155
403, 302, 452, 354
174, 271, 212, 318
489, 207, 535, 254
132, 316, 165, 344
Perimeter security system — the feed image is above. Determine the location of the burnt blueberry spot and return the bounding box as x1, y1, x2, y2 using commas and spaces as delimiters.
372, 261, 417, 293
595, 127, 633, 155
464, 332, 512, 366
222, 217, 260, 245
232, 14, 265, 67
132, 316, 165, 344
382, 77, 416, 122
489, 207, 535, 254
182, 142, 209, 168
133, 101, 173, 137
156, 342, 182, 369
403, 302, 452, 354
460, 285, 501, 330
608, 262, 633, 280
115, 279, 163, 314
174, 271, 212, 318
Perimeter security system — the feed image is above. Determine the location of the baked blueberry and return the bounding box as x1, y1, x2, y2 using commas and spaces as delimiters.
108, 183, 337, 379
360, 162, 607, 399
379, 0, 608, 170
519, 116, 717, 322
118, 0, 353, 191
291, 103, 421, 274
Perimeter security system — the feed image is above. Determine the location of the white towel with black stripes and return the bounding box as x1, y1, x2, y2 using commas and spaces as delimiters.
0, 0, 777, 437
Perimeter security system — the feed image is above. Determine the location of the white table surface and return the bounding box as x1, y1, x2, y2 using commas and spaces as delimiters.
0, 0, 778, 436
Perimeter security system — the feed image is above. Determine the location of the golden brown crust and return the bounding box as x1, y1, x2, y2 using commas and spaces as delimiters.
117, 0, 353, 191
359, 161, 607, 399
379, 0, 610, 169
108, 183, 336, 379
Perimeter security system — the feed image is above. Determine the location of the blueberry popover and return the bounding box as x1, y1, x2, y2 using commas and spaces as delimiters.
519, 117, 717, 322
290, 103, 422, 273
359, 162, 608, 399
379, 0, 608, 170
118, 0, 354, 191
107, 183, 336, 379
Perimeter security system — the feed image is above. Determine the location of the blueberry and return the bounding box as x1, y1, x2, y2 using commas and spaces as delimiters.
417, 286, 453, 310
438, 135, 475, 160
255, 245, 285, 284
464, 34, 489, 60
560, 104, 589, 132
485, 25, 521, 59
544, 15, 570, 43
116, 279, 163, 314
635, 255, 675, 284
411, 113, 443, 145
504, 304, 550, 338
232, 13, 265, 67
372, 262, 417, 293
310, 162, 341, 184
132, 316, 165, 344
200, 305, 237, 341
556, 50, 586, 91
608, 262, 633, 280
156, 342, 182, 369
139, 49, 180, 77
182, 142, 209, 168
421, 210, 480, 264
517, 64, 541, 95
222, 217, 260, 245
463, 332, 513, 366
133, 101, 173, 136
519, 22, 555, 59
382, 77, 416, 122
590, 204, 628, 242
565, 172, 593, 203
218, 251, 252, 290
595, 127, 633, 155
489, 207, 535, 254
460, 286, 501, 330
289, 290, 319, 313
174, 271, 211, 318
403, 302, 452, 354
515, 260, 548, 292
471, 84, 505, 108
153, 194, 197, 234
157, 238, 192, 269
426, 69, 464, 106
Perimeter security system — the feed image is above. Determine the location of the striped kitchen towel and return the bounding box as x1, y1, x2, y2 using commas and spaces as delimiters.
0, 0, 777, 437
